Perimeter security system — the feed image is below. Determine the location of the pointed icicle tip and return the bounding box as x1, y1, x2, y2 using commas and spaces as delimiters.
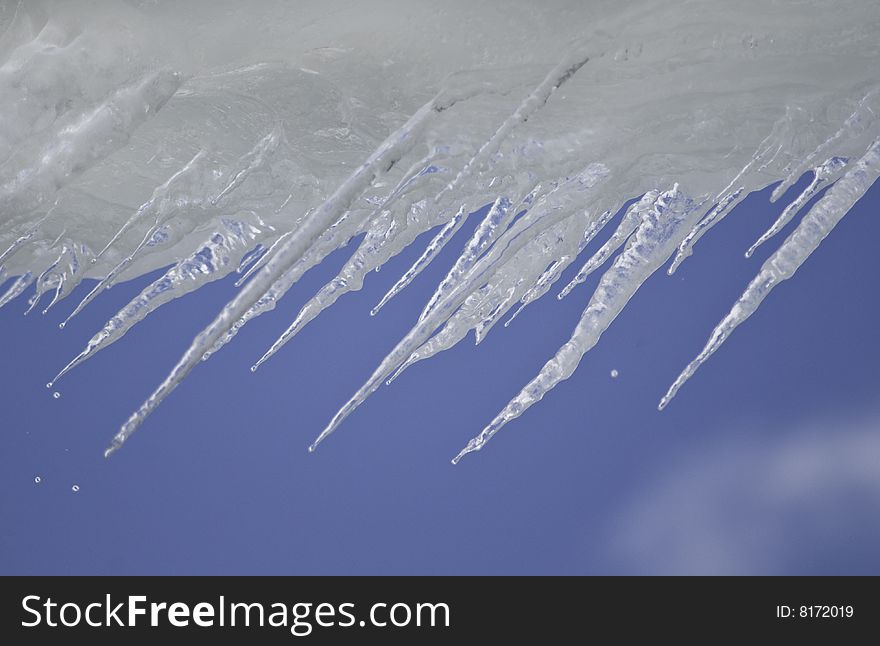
451, 437, 481, 464
104, 438, 123, 459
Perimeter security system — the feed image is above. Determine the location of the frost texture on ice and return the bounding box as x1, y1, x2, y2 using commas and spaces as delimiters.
0, 0, 878, 461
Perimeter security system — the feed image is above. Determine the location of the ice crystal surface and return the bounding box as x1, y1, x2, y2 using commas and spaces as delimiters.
1, 0, 878, 460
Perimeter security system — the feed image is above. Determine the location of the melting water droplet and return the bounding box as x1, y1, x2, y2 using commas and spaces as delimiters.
610, 369, 619, 378
71, 484, 80, 492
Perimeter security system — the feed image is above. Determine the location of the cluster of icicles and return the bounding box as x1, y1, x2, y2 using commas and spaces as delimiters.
1, 1, 879, 463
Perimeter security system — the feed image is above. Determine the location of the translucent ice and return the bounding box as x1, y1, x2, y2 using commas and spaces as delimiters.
0, 1, 878, 461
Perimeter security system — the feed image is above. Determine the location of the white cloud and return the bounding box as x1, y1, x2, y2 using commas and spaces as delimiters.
602, 409, 880, 574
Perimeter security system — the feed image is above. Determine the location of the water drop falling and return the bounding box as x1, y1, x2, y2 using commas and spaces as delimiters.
52, 391, 61, 399
610, 369, 619, 379
71, 484, 80, 493
34, 476, 41, 484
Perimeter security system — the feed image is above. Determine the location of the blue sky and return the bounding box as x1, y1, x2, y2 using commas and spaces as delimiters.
1, 174, 879, 574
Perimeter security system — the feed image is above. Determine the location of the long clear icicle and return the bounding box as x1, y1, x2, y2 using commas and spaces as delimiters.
49, 221, 263, 387
668, 188, 745, 274
250, 210, 401, 370
452, 186, 700, 463
91, 149, 209, 263
558, 191, 659, 300
210, 51, 596, 371
371, 47, 590, 313
200, 98, 517, 363
417, 195, 518, 321
103, 81, 493, 456
389, 203, 612, 384
243, 152, 463, 337
770, 88, 880, 203
61, 149, 213, 327
745, 156, 848, 258
665, 113, 805, 275
659, 138, 880, 411
0, 271, 33, 310
309, 163, 611, 451
503, 205, 626, 323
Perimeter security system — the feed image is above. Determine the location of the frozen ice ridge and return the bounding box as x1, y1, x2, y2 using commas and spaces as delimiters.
1, 1, 878, 462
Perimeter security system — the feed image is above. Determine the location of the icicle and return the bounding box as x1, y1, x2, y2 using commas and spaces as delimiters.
42, 243, 91, 315
576, 207, 619, 255
559, 191, 659, 300
770, 88, 880, 203
255, 174, 498, 370
0, 207, 54, 268
370, 205, 467, 316
390, 203, 601, 382
414, 165, 610, 333
370, 47, 590, 312
0, 271, 33, 310
105, 82, 493, 455
665, 108, 814, 275
309, 311, 459, 452
236, 243, 267, 276
226, 150, 483, 366
234, 230, 293, 288
92, 149, 209, 263
252, 210, 399, 370
361, 149, 457, 234
205, 218, 347, 360
309, 164, 611, 451
416, 195, 518, 322
386, 310, 477, 385
505, 260, 564, 327
453, 186, 699, 463
208, 202, 384, 363
474, 286, 518, 344
211, 122, 284, 206
205, 80, 527, 363
746, 156, 848, 258
660, 139, 880, 411
443, 49, 588, 197
24, 249, 64, 315
62, 224, 162, 327
667, 187, 744, 274
41, 274, 66, 315
50, 222, 261, 386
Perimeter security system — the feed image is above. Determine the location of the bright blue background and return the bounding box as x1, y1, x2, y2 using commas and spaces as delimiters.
1, 175, 879, 574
